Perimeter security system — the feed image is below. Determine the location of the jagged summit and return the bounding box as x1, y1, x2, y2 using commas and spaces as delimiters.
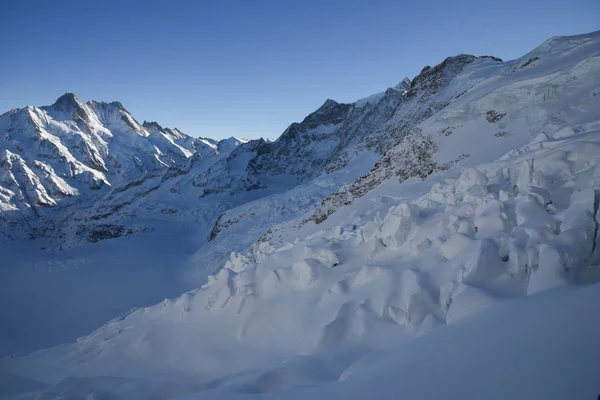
0, 95, 222, 230
107, 100, 127, 111
301, 99, 350, 127
319, 98, 339, 109
142, 120, 165, 131
394, 77, 412, 92
216, 136, 251, 154
45, 91, 85, 114
37, 92, 95, 131
85, 99, 129, 113
410, 54, 478, 90
47, 93, 128, 112
52, 92, 80, 108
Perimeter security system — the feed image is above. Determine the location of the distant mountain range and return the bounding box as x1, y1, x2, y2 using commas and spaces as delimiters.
0, 50, 492, 246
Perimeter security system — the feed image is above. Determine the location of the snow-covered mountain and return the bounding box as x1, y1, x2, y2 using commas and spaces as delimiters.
0, 51, 494, 246
1, 31, 600, 400
0, 93, 222, 239
0, 49, 512, 249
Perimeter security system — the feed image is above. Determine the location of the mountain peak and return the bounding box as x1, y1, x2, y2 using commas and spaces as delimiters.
52, 92, 81, 109
44, 92, 94, 126
409, 54, 478, 91
320, 99, 339, 109
142, 121, 164, 131
221, 136, 251, 144
394, 77, 412, 92
109, 101, 127, 111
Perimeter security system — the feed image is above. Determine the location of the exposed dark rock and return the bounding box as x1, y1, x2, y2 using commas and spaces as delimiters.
120, 115, 139, 132
486, 110, 506, 123
410, 55, 477, 94
481, 55, 503, 62
80, 224, 134, 243
208, 214, 225, 241
142, 121, 164, 131
520, 56, 539, 68
305, 130, 455, 225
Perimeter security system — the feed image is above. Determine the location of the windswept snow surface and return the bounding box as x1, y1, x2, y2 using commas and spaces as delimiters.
1, 31, 600, 399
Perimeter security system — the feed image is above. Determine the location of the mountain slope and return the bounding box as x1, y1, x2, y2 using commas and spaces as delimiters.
304, 32, 600, 226
1, 31, 599, 399
0, 93, 220, 240
51, 54, 505, 253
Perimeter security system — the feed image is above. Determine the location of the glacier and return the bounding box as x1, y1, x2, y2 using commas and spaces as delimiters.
0, 31, 599, 399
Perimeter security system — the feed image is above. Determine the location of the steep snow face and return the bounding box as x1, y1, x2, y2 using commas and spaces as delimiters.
0, 94, 219, 239
306, 31, 600, 224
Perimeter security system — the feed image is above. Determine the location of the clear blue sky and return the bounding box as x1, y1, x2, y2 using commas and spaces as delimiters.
1, 0, 598, 140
